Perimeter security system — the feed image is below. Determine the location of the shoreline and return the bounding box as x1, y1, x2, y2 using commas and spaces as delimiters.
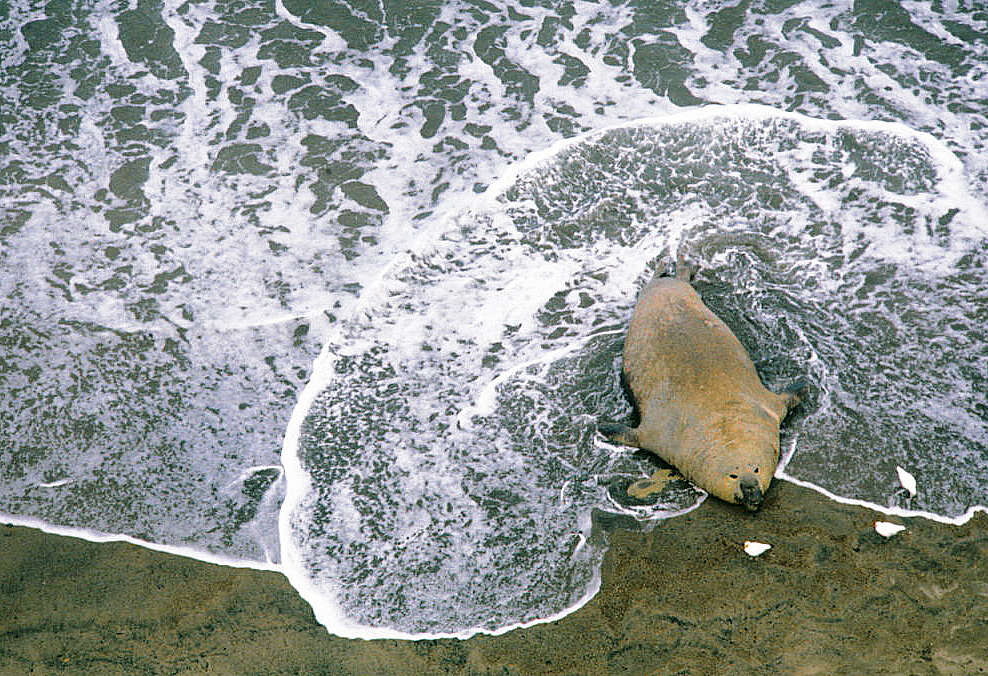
2, 480, 985, 674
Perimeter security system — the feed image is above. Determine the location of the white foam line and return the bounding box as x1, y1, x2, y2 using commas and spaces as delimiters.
278, 341, 350, 631
607, 491, 709, 523
776, 432, 801, 473
558, 480, 571, 508
206, 308, 331, 332
402, 565, 603, 641
483, 103, 988, 226
36, 479, 73, 488
777, 419, 986, 525
0, 512, 283, 572
274, 193, 473, 640
275, 269, 629, 637
277, 315, 618, 639
222, 465, 283, 491
457, 328, 623, 429
776, 473, 988, 526
777, 419, 987, 525
273, 0, 349, 52
275, 104, 986, 639
281, 559, 605, 642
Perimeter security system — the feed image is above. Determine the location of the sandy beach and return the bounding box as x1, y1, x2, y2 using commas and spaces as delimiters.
2, 480, 985, 675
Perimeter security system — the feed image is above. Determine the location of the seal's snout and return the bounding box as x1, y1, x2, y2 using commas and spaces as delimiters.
738, 475, 763, 511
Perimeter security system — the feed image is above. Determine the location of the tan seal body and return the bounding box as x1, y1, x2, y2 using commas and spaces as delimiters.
600, 260, 805, 511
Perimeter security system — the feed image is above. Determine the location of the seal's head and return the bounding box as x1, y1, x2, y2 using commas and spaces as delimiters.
706, 460, 772, 511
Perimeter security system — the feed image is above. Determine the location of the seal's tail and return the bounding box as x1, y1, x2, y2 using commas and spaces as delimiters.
675, 252, 697, 282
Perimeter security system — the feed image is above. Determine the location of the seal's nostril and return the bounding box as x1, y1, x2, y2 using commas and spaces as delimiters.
739, 475, 763, 510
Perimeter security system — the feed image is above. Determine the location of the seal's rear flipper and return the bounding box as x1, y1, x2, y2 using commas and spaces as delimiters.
598, 422, 641, 448
675, 252, 697, 283
780, 378, 809, 416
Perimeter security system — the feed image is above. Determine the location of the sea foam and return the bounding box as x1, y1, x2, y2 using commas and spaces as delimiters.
278, 105, 988, 638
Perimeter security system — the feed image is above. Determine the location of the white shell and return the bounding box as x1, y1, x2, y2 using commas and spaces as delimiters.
874, 521, 906, 537
896, 466, 917, 497
743, 541, 771, 556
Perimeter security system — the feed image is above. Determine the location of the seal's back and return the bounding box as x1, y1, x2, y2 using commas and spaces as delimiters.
600, 258, 805, 511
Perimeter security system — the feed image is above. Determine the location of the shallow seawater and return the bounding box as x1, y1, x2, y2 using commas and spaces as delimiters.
1, 0, 986, 639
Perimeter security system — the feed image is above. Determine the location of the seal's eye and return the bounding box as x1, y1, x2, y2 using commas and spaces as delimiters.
729, 473, 738, 479
754, 467, 759, 474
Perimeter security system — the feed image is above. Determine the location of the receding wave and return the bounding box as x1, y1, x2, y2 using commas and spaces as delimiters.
280, 106, 988, 638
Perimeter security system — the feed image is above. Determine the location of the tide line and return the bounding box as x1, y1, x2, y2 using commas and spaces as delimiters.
776, 473, 988, 527
776, 428, 986, 526
0, 511, 283, 572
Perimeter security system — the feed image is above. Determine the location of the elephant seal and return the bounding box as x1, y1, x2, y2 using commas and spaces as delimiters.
600, 257, 806, 511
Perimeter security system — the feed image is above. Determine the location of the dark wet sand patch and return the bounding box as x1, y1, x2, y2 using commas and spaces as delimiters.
2, 481, 985, 675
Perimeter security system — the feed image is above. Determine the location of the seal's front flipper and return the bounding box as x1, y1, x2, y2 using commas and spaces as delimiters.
598, 422, 641, 448
627, 468, 676, 499
780, 378, 809, 416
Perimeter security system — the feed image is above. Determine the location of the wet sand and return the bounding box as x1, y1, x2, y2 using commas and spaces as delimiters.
2, 480, 985, 675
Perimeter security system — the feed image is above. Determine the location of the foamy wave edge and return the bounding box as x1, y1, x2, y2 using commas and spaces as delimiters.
0, 512, 281, 572
776, 435, 988, 527
278, 103, 988, 639
4, 105, 982, 641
